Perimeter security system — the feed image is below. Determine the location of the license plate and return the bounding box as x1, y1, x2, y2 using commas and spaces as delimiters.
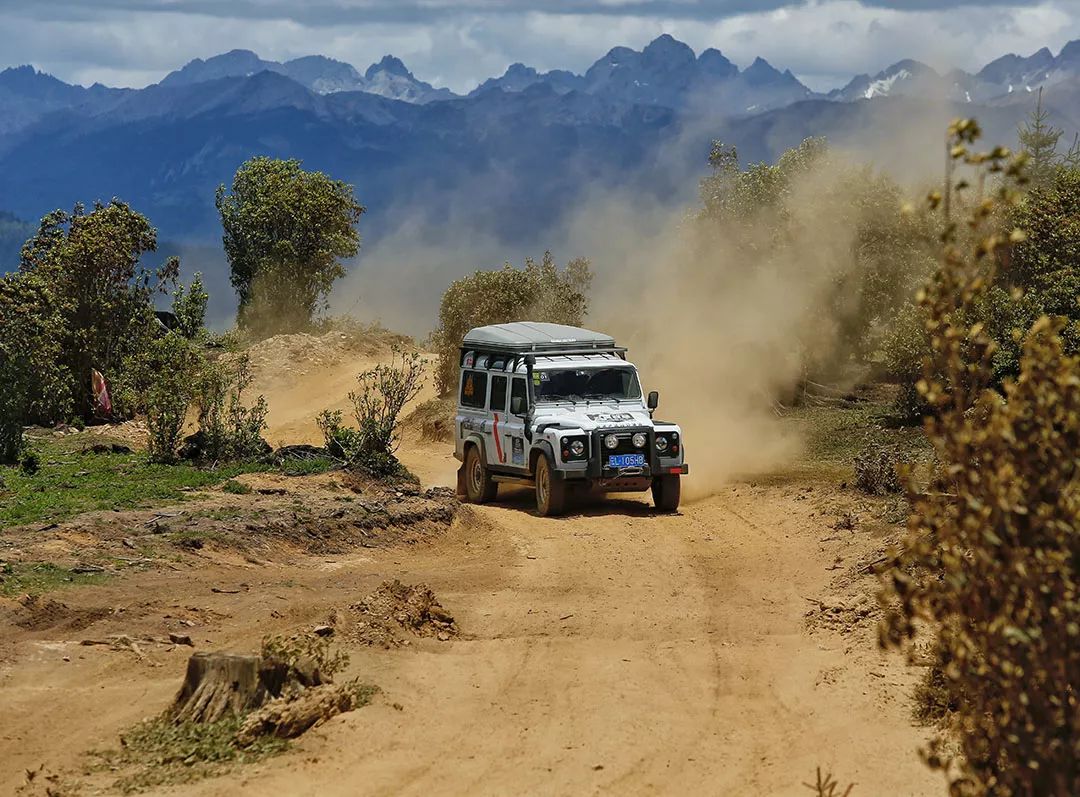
608, 454, 645, 468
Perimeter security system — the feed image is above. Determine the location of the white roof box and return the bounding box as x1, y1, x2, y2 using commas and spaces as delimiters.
462, 322, 621, 354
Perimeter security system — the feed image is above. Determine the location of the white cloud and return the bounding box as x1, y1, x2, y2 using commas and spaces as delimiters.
0, 1, 1077, 93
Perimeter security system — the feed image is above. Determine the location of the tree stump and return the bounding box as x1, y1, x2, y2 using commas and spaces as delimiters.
168, 652, 295, 724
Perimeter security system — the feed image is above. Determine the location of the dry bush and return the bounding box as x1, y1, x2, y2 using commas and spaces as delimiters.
853, 444, 907, 495
317, 346, 425, 478
880, 120, 1079, 796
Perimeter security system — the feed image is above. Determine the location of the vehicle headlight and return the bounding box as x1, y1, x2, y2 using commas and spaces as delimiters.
604, 434, 619, 450
570, 440, 585, 456
632, 432, 647, 449
656, 435, 669, 453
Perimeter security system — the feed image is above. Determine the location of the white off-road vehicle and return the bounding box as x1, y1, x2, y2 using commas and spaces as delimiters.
454, 322, 687, 516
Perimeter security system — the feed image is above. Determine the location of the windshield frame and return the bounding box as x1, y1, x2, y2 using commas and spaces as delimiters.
532, 364, 643, 405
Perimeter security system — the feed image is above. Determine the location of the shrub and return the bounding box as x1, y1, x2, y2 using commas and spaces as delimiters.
431, 252, 591, 395
881, 120, 1079, 796
128, 333, 204, 463
317, 347, 425, 478
194, 354, 269, 461
853, 444, 906, 495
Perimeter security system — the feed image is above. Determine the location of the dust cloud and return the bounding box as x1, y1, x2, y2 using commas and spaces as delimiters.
560, 172, 860, 499
319, 101, 953, 498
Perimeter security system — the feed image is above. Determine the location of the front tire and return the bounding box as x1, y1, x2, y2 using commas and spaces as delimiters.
535, 454, 567, 517
652, 474, 681, 512
464, 445, 498, 503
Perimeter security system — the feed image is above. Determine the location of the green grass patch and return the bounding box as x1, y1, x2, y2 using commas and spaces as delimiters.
0, 441, 334, 529
0, 561, 109, 596
791, 401, 929, 464
221, 479, 252, 495
762, 400, 932, 485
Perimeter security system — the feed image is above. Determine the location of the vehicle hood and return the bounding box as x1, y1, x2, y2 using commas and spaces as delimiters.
531, 403, 654, 432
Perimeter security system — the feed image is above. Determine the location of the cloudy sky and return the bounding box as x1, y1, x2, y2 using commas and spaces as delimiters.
1, 1, 1078, 93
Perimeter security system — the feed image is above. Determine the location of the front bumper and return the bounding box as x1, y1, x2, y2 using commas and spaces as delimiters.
572, 427, 686, 480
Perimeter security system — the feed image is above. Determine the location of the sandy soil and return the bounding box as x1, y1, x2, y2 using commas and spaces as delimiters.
0, 336, 940, 796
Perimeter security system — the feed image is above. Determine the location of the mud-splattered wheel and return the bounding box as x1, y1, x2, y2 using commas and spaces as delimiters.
652, 474, 681, 512
465, 445, 497, 503
534, 454, 566, 517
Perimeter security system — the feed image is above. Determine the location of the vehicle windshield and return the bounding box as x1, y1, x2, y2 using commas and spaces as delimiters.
534, 367, 642, 403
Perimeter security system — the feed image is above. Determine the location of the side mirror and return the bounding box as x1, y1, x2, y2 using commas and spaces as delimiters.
511, 396, 525, 415
647, 391, 659, 411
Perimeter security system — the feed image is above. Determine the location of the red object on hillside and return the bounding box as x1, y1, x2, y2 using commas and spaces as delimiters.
92, 369, 112, 417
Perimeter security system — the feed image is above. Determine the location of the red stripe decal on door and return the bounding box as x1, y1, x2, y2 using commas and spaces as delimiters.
492, 413, 505, 463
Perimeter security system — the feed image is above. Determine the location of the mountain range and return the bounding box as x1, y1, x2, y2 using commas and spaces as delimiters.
1, 34, 1079, 315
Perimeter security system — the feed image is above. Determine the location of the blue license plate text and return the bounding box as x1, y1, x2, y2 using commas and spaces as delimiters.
608, 454, 645, 468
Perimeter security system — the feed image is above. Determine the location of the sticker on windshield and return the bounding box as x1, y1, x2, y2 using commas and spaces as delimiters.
587, 413, 634, 423
533, 373, 543, 384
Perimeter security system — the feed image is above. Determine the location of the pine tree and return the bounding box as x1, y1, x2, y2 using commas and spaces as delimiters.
1017, 87, 1063, 185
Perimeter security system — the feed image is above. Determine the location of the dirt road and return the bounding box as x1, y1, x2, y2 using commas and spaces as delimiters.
167, 476, 937, 797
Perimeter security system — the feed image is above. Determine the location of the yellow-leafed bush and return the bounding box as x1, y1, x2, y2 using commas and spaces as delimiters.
881, 120, 1079, 796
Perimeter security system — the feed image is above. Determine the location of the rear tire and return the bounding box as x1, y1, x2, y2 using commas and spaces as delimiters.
464, 445, 497, 503
535, 454, 566, 517
652, 474, 681, 512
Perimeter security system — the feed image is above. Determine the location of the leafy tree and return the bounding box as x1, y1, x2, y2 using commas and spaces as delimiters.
216, 157, 364, 337
431, 252, 592, 395
882, 120, 1078, 796
0, 273, 71, 461
19, 200, 177, 421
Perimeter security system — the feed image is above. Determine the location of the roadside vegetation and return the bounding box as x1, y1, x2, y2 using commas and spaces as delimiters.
317, 346, 426, 480
879, 120, 1078, 796
0, 435, 333, 528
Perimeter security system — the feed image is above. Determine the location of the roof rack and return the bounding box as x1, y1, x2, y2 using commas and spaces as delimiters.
461, 322, 624, 356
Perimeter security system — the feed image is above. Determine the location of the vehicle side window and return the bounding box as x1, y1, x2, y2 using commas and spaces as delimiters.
490, 375, 508, 413
460, 370, 487, 409
510, 377, 528, 413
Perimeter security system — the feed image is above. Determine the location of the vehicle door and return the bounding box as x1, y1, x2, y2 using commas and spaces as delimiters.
497, 375, 530, 471
485, 373, 510, 468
